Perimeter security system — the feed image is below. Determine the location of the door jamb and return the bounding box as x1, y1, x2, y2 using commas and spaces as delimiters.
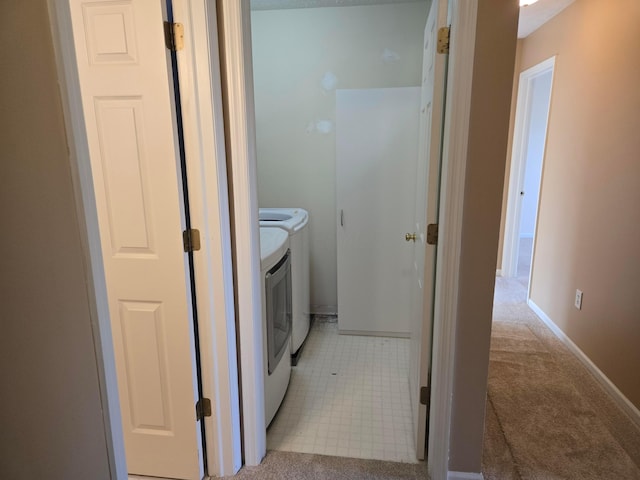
427, 1, 477, 478
172, 1, 243, 475
501, 56, 555, 279
216, 0, 267, 465
47, 0, 242, 477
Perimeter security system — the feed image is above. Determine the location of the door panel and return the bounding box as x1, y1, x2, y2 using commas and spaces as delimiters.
408, 0, 449, 460
68, 1, 201, 478
336, 87, 421, 336
94, 98, 155, 254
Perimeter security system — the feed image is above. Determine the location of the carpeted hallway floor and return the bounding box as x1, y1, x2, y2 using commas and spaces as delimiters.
225, 451, 427, 479
483, 274, 640, 479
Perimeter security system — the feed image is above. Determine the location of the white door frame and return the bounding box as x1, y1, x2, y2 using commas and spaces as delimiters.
427, 1, 477, 478
48, 0, 242, 477
218, 1, 478, 478
216, 0, 268, 465
501, 56, 555, 280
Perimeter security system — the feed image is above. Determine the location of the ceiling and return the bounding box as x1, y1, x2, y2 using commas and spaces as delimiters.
250, 0, 577, 39
518, 0, 576, 38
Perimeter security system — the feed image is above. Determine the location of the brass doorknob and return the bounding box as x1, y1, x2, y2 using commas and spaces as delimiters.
405, 232, 417, 242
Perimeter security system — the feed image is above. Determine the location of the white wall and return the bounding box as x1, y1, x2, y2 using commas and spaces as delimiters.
519, 70, 552, 237
251, 2, 428, 311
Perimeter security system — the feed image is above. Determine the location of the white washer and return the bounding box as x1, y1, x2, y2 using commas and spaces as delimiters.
259, 208, 310, 361
260, 227, 292, 426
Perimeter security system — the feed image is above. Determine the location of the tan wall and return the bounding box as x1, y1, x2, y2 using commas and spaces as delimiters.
251, 3, 428, 311
0, 2, 111, 478
520, 0, 640, 408
449, 0, 519, 472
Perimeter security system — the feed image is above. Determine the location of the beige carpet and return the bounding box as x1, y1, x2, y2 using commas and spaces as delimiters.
221, 451, 427, 479
483, 276, 640, 479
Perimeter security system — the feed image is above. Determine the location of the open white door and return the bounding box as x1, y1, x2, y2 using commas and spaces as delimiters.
67, 1, 201, 478
408, 0, 449, 460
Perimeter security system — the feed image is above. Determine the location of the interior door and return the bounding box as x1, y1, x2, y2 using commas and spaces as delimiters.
336, 87, 420, 336
67, 1, 201, 478
408, 0, 449, 460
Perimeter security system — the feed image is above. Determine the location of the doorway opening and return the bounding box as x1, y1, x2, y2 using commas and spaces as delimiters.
501, 57, 554, 292
247, 0, 443, 464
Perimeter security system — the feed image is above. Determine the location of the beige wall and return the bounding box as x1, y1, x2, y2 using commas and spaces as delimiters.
449, 0, 519, 472
0, 2, 111, 478
251, 3, 428, 310
518, 0, 640, 408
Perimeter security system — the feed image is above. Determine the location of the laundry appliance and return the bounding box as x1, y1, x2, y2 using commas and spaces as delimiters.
259, 208, 310, 364
259, 227, 292, 426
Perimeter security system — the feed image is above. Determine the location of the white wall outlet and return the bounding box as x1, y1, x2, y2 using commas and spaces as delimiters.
575, 289, 583, 310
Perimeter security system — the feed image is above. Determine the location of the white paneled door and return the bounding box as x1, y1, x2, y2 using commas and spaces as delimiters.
408, 0, 449, 460
336, 87, 421, 336
68, 1, 201, 479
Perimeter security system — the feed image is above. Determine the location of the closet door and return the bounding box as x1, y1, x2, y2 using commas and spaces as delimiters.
67, 1, 201, 478
336, 87, 420, 336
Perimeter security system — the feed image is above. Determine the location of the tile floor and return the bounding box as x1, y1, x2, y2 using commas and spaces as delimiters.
267, 320, 418, 463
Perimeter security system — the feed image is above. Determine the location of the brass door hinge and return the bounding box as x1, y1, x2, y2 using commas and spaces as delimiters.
164, 21, 184, 51
196, 397, 212, 421
437, 26, 450, 54
183, 228, 201, 252
420, 385, 431, 406
427, 224, 438, 245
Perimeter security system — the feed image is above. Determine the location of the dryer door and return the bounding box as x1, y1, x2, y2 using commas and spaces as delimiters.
265, 250, 292, 374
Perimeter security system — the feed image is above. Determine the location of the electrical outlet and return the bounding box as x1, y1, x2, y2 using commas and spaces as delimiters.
575, 289, 583, 310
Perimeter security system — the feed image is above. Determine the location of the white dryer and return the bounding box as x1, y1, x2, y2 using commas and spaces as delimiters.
259, 227, 292, 426
259, 208, 310, 363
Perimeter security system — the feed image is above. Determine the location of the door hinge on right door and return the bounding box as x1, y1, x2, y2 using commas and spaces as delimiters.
164, 21, 184, 51
195, 397, 212, 421
437, 26, 451, 54
183, 228, 201, 252
427, 224, 438, 245
420, 385, 431, 407
420, 370, 433, 408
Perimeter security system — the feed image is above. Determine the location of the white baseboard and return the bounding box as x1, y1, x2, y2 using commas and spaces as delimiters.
528, 299, 640, 429
338, 329, 410, 339
310, 305, 337, 316
448, 472, 484, 480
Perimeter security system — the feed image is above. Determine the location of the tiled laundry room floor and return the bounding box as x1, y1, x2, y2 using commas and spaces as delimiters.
267, 320, 418, 463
